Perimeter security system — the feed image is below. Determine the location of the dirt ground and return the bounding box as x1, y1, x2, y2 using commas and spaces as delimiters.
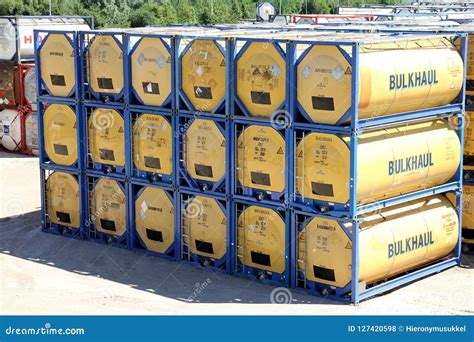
1, 152, 473, 315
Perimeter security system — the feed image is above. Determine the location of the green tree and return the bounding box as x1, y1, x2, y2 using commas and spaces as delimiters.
304, 0, 331, 14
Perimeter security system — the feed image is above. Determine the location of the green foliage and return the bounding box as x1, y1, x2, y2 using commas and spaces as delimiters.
0, 0, 406, 27
304, 0, 331, 14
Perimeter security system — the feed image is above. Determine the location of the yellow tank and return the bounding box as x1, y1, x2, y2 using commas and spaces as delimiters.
237, 125, 285, 193
46, 172, 80, 228
43, 104, 77, 166
181, 39, 226, 112
296, 120, 460, 205
298, 195, 458, 288
185, 119, 226, 183
40, 33, 76, 97
461, 185, 474, 245
179, 28, 284, 113
237, 205, 286, 274
297, 37, 463, 124
135, 186, 175, 253
87, 35, 124, 95
183, 196, 227, 259
88, 108, 125, 167
236, 41, 286, 117
133, 114, 172, 175
130, 37, 172, 106
464, 111, 474, 156
91, 178, 126, 236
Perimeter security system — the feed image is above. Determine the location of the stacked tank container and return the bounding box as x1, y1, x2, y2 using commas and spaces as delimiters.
318, 21, 474, 254
0, 16, 92, 155
289, 32, 466, 302
36, 25, 467, 303
35, 27, 86, 238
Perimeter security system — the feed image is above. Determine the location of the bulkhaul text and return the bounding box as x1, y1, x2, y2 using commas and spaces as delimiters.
389, 70, 438, 90
388, 231, 435, 258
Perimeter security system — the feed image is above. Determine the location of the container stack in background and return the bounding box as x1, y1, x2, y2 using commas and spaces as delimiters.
0, 16, 92, 156
35, 23, 468, 303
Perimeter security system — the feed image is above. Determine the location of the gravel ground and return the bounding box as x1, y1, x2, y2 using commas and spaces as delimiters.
1, 152, 473, 315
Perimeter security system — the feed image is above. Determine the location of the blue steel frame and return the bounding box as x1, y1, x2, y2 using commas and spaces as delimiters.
291, 112, 465, 217
35, 27, 468, 304
286, 34, 467, 303
83, 102, 130, 179
231, 198, 291, 287
127, 32, 175, 112
176, 112, 231, 195
231, 117, 290, 206
130, 109, 175, 187
291, 194, 463, 303
85, 173, 129, 249
176, 189, 232, 274
35, 30, 85, 172
40, 166, 87, 240
128, 180, 178, 260
231, 37, 292, 122
34, 30, 83, 100
175, 35, 232, 117
80, 31, 130, 106
288, 35, 467, 216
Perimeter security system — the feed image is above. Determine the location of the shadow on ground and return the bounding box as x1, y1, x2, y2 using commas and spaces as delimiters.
0, 210, 340, 305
